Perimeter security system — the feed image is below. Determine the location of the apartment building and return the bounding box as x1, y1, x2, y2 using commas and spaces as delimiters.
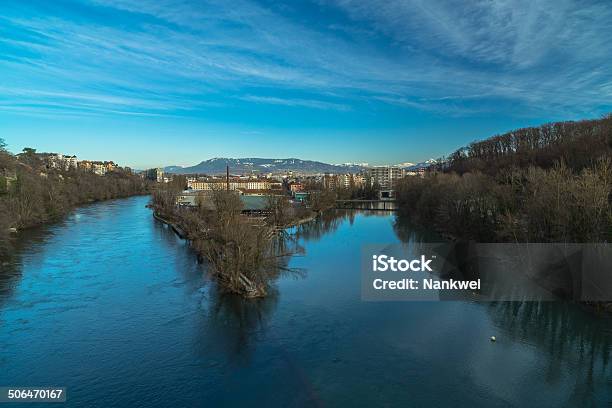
78, 160, 93, 171
47, 153, 78, 170
337, 173, 366, 189
368, 166, 405, 189
323, 174, 338, 190
145, 168, 164, 183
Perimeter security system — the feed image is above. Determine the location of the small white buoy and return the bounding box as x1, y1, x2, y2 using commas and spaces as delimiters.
490, 336, 496, 342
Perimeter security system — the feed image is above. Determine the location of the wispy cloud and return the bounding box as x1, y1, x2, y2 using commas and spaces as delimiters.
0, 0, 610, 119
240, 95, 350, 111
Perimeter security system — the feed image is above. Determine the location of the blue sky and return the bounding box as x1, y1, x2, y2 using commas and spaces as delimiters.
1, 0, 611, 169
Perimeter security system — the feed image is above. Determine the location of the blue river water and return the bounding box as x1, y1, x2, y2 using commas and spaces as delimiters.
0, 195, 610, 407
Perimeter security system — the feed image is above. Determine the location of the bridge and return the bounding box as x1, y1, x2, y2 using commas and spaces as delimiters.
335, 199, 398, 211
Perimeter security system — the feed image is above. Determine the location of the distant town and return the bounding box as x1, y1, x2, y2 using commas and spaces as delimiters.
26, 150, 432, 207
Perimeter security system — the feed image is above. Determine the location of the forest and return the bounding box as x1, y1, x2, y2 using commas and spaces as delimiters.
0, 139, 150, 259
396, 115, 612, 242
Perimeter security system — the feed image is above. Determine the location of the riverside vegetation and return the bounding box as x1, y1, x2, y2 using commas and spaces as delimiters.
0, 139, 150, 259
150, 185, 337, 298
396, 115, 612, 243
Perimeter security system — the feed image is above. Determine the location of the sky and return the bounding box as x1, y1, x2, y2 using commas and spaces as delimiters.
1, 0, 611, 169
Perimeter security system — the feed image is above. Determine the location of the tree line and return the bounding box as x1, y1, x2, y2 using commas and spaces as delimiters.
396, 115, 612, 243
442, 114, 612, 174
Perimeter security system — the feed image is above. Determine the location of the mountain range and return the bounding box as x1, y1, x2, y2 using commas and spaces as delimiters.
163, 157, 436, 175
404, 159, 438, 171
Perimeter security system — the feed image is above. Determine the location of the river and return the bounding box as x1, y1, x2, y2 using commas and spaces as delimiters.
0, 196, 610, 407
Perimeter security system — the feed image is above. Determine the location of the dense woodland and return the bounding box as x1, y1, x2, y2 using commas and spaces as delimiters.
396, 115, 612, 242
0, 139, 150, 259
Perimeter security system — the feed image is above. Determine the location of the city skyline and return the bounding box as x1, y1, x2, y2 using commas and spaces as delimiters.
2, 0, 612, 169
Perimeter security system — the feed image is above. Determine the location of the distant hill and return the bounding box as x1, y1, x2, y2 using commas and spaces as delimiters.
164, 158, 367, 175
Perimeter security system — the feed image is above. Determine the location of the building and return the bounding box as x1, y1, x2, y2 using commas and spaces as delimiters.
46, 153, 78, 171
289, 182, 304, 193
320, 173, 366, 190
176, 190, 274, 215
93, 163, 107, 176
65, 155, 78, 170
353, 174, 366, 187
146, 168, 164, 183
105, 161, 119, 172
78, 160, 110, 175
368, 166, 405, 189
78, 160, 93, 171
337, 173, 366, 189
187, 178, 273, 191
323, 174, 338, 190
293, 191, 310, 203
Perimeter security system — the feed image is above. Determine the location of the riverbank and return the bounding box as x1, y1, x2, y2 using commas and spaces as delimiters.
152, 211, 187, 239
11, 191, 152, 231
1, 151, 151, 256
1, 190, 151, 262
279, 211, 319, 229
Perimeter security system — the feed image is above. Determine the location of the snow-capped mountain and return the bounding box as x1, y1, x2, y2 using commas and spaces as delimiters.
163, 158, 367, 175
403, 159, 438, 170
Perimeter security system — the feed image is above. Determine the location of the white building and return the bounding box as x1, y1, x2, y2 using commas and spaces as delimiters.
368, 166, 405, 189
93, 163, 107, 176
47, 153, 78, 171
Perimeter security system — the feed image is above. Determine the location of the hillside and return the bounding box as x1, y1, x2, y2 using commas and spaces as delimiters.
0, 142, 150, 258
445, 115, 612, 174
396, 114, 612, 244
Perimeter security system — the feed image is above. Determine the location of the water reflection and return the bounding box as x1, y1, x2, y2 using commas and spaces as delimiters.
293, 210, 347, 241
488, 301, 610, 370
196, 287, 279, 365
295, 209, 400, 241
152, 220, 207, 293
392, 213, 440, 243
0, 226, 56, 309
486, 301, 611, 406
153, 216, 286, 366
